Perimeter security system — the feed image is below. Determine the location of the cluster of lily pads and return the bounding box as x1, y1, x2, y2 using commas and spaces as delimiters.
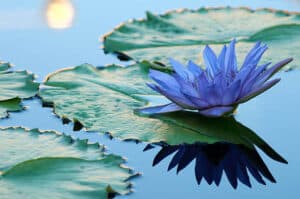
1, 7, 299, 198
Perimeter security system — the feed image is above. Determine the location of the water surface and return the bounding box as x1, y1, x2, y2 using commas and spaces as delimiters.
0, 1, 299, 198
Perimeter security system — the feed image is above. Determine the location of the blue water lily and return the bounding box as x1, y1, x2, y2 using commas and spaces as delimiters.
139, 40, 293, 117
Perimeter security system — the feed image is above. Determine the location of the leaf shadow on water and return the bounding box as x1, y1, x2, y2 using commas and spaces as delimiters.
143, 115, 288, 189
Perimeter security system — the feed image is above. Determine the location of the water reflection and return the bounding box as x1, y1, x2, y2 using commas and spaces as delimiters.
144, 117, 287, 188
45, 0, 75, 29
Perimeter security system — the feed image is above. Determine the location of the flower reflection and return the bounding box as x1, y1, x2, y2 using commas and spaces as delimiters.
45, 0, 75, 29
144, 117, 287, 188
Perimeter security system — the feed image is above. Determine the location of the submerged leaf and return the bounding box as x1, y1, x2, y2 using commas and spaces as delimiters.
0, 127, 135, 199
103, 7, 300, 70
0, 61, 39, 118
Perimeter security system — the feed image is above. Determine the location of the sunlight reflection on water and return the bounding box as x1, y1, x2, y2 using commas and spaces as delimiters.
46, 0, 75, 29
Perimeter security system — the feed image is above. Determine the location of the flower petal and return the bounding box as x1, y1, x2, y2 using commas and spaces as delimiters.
253, 58, 293, 87
245, 62, 270, 84
196, 72, 211, 98
237, 78, 280, 103
203, 84, 222, 106
169, 58, 192, 80
239, 62, 271, 98
180, 83, 200, 99
187, 60, 203, 77
203, 45, 218, 77
235, 64, 256, 83
146, 82, 161, 93
242, 42, 268, 69
149, 69, 179, 90
213, 72, 226, 92
218, 45, 227, 68
222, 80, 241, 105
147, 83, 197, 109
182, 94, 210, 108
224, 39, 238, 74
198, 106, 234, 117
172, 74, 199, 98
137, 103, 183, 115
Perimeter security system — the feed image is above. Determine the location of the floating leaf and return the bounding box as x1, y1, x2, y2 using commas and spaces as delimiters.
40, 63, 286, 162
0, 127, 135, 199
40, 64, 287, 187
103, 7, 300, 70
0, 61, 39, 118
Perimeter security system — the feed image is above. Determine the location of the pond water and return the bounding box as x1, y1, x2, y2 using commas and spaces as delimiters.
0, 0, 299, 198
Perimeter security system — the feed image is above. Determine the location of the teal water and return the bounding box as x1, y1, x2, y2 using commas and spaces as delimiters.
0, 0, 299, 198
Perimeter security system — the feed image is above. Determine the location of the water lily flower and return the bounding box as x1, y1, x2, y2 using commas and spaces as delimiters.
139, 40, 293, 117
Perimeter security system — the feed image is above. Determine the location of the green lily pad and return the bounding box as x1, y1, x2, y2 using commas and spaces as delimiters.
0, 61, 39, 118
103, 7, 300, 70
40, 63, 286, 163
0, 127, 135, 199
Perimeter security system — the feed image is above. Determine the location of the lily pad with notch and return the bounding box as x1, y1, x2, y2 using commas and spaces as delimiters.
40, 63, 288, 188
40, 63, 286, 157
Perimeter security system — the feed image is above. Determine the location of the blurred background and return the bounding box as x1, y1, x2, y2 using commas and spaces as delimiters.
0, 0, 300, 80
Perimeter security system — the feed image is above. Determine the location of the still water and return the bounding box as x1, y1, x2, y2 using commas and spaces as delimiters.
0, 0, 299, 198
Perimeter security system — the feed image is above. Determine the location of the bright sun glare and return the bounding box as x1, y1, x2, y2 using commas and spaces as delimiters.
46, 0, 75, 29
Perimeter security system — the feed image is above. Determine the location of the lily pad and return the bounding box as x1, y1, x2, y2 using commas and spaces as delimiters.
40, 63, 286, 164
103, 7, 300, 70
0, 61, 39, 118
0, 127, 135, 199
